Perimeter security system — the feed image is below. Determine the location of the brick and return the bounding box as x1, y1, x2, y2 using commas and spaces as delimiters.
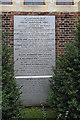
2, 12, 79, 58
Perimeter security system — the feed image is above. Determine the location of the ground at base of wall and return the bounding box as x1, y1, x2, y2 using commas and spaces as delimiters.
21, 107, 57, 119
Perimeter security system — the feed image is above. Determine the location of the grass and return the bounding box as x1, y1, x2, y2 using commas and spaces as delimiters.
21, 107, 57, 120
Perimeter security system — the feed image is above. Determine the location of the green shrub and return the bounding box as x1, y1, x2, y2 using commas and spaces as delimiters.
2, 41, 22, 120
48, 19, 80, 119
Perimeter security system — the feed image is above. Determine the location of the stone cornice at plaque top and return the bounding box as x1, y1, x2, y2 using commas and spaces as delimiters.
0, 0, 80, 12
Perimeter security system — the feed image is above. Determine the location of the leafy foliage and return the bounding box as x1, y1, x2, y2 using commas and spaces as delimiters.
0, 21, 2, 120
2, 41, 22, 120
48, 19, 80, 119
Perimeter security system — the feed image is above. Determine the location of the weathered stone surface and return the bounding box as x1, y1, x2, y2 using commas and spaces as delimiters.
14, 15, 55, 76
16, 78, 50, 105
14, 15, 55, 105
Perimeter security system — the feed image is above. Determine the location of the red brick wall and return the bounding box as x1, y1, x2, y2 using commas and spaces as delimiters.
2, 12, 79, 59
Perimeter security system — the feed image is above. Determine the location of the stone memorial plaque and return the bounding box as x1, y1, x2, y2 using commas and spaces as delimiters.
14, 15, 55, 105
